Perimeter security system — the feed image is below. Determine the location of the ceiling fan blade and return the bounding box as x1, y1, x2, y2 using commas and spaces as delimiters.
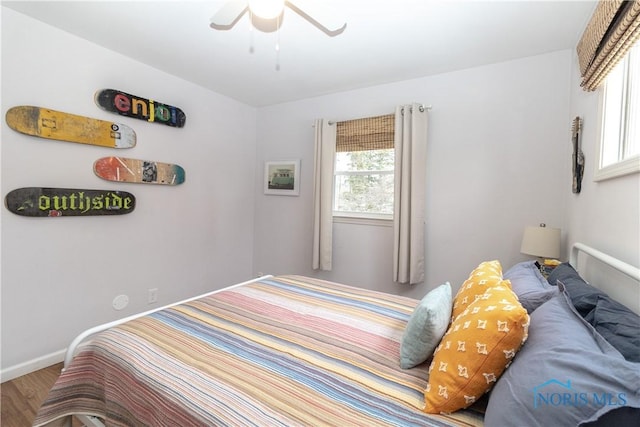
210, 0, 249, 30
286, 0, 346, 36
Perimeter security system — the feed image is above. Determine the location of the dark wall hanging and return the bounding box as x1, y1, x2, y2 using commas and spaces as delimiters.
571, 116, 584, 194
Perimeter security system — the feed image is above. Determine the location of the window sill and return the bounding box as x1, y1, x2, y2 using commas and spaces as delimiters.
333, 214, 392, 227
594, 155, 640, 182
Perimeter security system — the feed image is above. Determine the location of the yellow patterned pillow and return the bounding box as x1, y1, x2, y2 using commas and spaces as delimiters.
424, 280, 529, 414
451, 260, 503, 321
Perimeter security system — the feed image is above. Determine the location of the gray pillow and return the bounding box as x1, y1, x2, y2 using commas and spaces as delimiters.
546, 262, 605, 318
548, 263, 640, 362
589, 295, 640, 363
485, 283, 640, 426
504, 261, 557, 313
400, 282, 452, 369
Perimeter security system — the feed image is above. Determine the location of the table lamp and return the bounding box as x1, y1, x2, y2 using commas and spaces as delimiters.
520, 223, 561, 260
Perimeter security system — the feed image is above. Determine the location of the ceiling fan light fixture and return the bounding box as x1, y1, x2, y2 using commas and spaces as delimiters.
248, 0, 285, 20
210, 0, 346, 37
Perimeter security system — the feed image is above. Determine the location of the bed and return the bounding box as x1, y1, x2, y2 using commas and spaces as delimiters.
33, 243, 640, 427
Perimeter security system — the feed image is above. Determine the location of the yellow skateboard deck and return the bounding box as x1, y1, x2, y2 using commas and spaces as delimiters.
5, 106, 136, 148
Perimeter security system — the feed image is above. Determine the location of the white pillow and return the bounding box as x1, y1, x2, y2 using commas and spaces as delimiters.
400, 282, 452, 369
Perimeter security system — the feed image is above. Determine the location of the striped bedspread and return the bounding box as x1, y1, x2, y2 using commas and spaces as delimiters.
34, 275, 484, 426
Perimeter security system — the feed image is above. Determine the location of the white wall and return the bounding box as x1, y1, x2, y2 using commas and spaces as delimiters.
566, 53, 639, 266
566, 52, 640, 308
253, 50, 573, 300
1, 8, 257, 375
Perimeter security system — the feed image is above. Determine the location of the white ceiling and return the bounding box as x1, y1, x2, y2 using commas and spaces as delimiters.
3, 0, 597, 107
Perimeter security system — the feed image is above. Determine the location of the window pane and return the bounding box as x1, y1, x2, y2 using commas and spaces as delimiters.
334, 173, 394, 214
335, 149, 394, 172
625, 46, 639, 159
601, 60, 625, 168
334, 148, 394, 217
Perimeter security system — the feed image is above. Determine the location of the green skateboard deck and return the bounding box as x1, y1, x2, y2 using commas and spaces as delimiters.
5, 106, 136, 148
94, 157, 186, 185
5, 187, 136, 217
95, 89, 186, 128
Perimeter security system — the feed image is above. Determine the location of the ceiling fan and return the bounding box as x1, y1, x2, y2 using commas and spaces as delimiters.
209, 0, 347, 36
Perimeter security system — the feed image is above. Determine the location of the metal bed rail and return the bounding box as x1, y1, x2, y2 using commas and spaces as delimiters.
570, 242, 640, 282
63, 275, 273, 368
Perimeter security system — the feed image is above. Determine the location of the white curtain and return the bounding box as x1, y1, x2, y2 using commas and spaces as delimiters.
312, 119, 336, 271
393, 104, 428, 284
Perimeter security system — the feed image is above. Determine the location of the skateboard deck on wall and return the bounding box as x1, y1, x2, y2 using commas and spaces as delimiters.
94, 157, 186, 185
5, 106, 136, 148
94, 89, 186, 128
5, 187, 136, 217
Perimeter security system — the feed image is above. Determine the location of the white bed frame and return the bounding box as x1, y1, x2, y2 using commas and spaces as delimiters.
61, 275, 274, 427
63, 274, 274, 369
60, 244, 639, 426
570, 242, 640, 314
570, 242, 640, 282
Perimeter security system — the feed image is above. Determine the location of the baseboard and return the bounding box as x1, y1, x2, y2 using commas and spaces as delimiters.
1, 349, 65, 382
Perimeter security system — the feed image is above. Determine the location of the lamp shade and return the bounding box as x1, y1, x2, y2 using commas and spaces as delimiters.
520, 225, 561, 259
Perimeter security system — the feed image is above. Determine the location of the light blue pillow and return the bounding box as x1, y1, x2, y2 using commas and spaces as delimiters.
400, 282, 452, 369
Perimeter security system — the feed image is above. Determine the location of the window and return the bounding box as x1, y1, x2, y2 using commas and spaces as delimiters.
332, 114, 395, 220
595, 43, 640, 181
334, 149, 394, 218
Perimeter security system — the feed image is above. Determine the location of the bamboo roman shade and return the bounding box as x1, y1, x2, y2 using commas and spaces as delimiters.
577, 0, 640, 91
335, 114, 394, 152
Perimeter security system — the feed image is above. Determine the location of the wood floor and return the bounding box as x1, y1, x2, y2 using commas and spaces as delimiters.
1, 363, 64, 427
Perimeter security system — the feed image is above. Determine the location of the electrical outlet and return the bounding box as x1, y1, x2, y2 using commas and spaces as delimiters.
148, 288, 158, 304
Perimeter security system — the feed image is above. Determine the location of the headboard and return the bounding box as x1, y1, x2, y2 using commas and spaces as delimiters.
570, 242, 640, 315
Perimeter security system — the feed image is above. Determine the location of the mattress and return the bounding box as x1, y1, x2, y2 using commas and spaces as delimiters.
34, 275, 484, 426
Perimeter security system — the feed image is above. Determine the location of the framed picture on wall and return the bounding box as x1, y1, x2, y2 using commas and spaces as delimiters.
264, 160, 300, 196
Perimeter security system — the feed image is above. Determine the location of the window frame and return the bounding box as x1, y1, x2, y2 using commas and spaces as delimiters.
594, 45, 640, 182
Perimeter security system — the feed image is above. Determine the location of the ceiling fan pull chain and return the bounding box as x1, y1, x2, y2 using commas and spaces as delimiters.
275, 14, 281, 71
249, 9, 255, 53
